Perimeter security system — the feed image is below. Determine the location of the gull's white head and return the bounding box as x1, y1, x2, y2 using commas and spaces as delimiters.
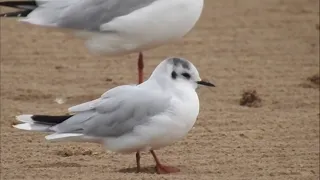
148, 57, 215, 90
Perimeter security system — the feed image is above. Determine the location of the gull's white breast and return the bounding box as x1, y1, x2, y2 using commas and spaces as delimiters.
146, 89, 200, 150
87, 0, 204, 55
104, 88, 200, 153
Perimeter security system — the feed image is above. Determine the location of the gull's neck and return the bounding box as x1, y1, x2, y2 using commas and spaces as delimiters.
139, 75, 172, 92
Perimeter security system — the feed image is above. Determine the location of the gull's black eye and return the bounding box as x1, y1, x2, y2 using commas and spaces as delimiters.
181, 72, 191, 79
171, 71, 177, 79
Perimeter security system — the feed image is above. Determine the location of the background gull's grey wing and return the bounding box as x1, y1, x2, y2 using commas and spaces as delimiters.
22, 0, 158, 31
55, 86, 171, 137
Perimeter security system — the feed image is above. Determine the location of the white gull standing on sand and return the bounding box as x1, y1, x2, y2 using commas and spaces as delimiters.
13, 57, 215, 174
0, 0, 204, 84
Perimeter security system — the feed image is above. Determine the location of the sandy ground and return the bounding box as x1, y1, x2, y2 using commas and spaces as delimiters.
0, 0, 319, 180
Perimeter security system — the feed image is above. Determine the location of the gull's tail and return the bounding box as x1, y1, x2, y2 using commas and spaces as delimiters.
14, 114, 73, 132
0, 1, 37, 17
13, 114, 92, 142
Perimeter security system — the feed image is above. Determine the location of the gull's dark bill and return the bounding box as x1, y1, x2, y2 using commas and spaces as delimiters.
197, 80, 215, 87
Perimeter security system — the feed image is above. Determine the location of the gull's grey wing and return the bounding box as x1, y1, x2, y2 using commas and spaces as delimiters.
56, 86, 171, 137
68, 85, 136, 113
25, 0, 158, 31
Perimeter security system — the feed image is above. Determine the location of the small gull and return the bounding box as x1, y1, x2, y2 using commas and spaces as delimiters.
13, 57, 215, 174
0, 0, 204, 84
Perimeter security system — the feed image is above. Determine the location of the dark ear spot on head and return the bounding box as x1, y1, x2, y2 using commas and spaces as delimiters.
171, 71, 177, 79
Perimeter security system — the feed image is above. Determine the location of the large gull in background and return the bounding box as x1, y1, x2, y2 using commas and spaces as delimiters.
0, 0, 204, 84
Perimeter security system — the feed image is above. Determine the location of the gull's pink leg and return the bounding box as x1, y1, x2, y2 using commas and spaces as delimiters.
150, 150, 180, 174
136, 152, 141, 173
135, 52, 144, 173
138, 52, 144, 84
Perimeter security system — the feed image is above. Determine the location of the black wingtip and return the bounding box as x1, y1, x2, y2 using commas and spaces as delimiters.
32, 115, 73, 125
0, 1, 37, 9
0, 1, 37, 17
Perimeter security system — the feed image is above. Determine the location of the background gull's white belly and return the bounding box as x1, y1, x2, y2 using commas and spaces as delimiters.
88, 0, 204, 55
